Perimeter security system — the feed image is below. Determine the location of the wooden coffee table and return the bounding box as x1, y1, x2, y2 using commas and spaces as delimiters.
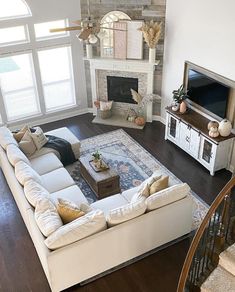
79, 154, 120, 199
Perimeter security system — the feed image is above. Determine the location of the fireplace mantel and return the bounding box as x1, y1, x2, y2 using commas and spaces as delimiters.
84, 57, 160, 123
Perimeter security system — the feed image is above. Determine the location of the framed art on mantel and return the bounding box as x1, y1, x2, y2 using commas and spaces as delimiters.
127, 20, 143, 60
113, 21, 127, 59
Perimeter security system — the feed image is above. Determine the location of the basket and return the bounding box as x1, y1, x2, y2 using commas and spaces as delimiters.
98, 109, 112, 119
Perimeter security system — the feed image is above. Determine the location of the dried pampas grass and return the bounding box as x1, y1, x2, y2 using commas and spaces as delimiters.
131, 89, 143, 105
138, 20, 162, 49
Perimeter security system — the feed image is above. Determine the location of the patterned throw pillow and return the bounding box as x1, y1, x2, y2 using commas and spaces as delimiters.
56, 198, 85, 224
30, 127, 48, 150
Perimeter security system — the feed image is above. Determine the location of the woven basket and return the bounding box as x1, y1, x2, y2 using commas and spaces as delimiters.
98, 109, 112, 119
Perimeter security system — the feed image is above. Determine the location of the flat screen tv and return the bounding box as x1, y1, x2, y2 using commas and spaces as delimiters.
186, 69, 229, 119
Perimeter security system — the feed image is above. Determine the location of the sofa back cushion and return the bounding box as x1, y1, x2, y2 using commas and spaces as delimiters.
146, 183, 190, 212
44, 210, 106, 250
6, 144, 31, 166
106, 197, 146, 227
0, 126, 18, 150
24, 179, 50, 207
15, 161, 42, 186
35, 198, 63, 237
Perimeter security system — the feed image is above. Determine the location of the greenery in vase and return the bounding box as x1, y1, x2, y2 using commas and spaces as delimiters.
172, 84, 189, 103
92, 150, 102, 161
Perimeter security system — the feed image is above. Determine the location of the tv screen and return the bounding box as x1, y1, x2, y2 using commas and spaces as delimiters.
187, 69, 229, 118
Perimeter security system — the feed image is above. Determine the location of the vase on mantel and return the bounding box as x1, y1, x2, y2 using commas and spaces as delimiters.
149, 48, 156, 63
86, 43, 93, 59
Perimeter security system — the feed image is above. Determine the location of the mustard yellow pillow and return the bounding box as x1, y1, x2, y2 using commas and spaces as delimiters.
57, 198, 85, 224
149, 176, 169, 195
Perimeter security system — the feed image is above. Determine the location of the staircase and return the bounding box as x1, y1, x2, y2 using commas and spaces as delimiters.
177, 176, 235, 292
201, 244, 235, 292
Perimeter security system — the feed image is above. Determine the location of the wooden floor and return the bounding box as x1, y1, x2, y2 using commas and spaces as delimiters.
0, 114, 232, 292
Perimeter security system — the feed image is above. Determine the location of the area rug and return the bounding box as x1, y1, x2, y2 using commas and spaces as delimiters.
66, 129, 208, 230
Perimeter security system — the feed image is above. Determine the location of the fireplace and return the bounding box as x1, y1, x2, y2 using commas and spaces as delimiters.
107, 76, 138, 104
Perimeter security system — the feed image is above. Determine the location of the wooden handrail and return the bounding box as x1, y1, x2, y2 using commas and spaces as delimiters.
177, 176, 235, 292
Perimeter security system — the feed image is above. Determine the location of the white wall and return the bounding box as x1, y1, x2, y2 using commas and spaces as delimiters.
161, 0, 235, 118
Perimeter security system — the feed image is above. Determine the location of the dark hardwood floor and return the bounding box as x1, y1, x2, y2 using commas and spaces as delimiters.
0, 114, 232, 292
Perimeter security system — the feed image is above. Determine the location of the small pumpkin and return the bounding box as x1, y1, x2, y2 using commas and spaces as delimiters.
209, 126, 219, 138
135, 116, 146, 126
207, 120, 219, 131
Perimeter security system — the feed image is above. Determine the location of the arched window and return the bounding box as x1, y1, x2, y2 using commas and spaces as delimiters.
0, 0, 31, 20
100, 11, 131, 58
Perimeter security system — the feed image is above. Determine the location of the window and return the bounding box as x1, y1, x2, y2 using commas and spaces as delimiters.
0, 54, 40, 120
0, 25, 29, 46
0, 0, 31, 20
38, 46, 76, 112
34, 19, 69, 40
100, 11, 131, 58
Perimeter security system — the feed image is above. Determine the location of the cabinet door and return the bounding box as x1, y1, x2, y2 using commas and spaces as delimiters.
199, 137, 216, 170
179, 122, 190, 151
167, 114, 180, 143
189, 128, 200, 158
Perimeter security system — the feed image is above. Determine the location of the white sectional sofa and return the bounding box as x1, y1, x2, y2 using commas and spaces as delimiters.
0, 126, 193, 292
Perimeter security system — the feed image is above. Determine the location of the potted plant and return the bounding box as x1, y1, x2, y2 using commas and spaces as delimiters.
172, 84, 189, 113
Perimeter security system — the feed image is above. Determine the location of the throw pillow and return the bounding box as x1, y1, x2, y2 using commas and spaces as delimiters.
6, 144, 31, 166
100, 101, 113, 111
44, 210, 107, 250
19, 130, 37, 156
35, 198, 63, 237
13, 125, 30, 142
30, 127, 48, 150
57, 198, 85, 224
146, 183, 190, 211
149, 176, 169, 195
0, 126, 18, 150
15, 160, 42, 186
24, 179, 50, 207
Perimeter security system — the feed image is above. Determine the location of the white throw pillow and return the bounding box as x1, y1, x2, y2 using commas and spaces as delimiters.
31, 127, 48, 150
24, 179, 50, 207
0, 126, 18, 150
35, 198, 63, 237
6, 144, 31, 166
44, 210, 107, 250
15, 161, 42, 186
106, 197, 146, 227
19, 130, 37, 156
146, 183, 190, 212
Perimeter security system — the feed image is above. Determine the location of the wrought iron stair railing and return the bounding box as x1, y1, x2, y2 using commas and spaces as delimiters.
177, 176, 235, 292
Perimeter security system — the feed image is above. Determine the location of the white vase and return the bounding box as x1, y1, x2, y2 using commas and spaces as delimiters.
149, 48, 156, 63
218, 119, 232, 137
86, 44, 93, 59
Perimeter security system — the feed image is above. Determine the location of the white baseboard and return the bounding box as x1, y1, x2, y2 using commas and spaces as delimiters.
87, 107, 95, 114
152, 115, 166, 124
228, 164, 234, 174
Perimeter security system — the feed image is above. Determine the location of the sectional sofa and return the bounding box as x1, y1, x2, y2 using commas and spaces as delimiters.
0, 126, 193, 292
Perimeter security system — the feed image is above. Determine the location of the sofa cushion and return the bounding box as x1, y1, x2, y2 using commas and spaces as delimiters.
91, 194, 129, 215
50, 185, 88, 206
19, 130, 37, 156
121, 186, 139, 203
41, 168, 75, 193
146, 183, 190, 212
6, 144, 31, 166
30, 153, 63, 175
31, 127, 48, 150
15, 161, 42, 186
149, 176, 169, 195
56, 198, 85, 224
44, 210, 107, 250
24, 179, 50, 207
106, 197, 146, 227
0, 126, 18, 150
29, 147, 60, 160
35, 198, 63, 237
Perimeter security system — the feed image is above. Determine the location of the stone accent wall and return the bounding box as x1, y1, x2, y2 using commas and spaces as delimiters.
81, 0, 166, 116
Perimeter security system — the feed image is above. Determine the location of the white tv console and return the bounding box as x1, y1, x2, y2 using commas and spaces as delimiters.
165, 107, 235, 176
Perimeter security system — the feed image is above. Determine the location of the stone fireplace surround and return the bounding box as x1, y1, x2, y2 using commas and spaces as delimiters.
86, 57, 159, 123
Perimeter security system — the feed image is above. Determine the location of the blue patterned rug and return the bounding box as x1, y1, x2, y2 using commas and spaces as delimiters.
66, 129, 208, 229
